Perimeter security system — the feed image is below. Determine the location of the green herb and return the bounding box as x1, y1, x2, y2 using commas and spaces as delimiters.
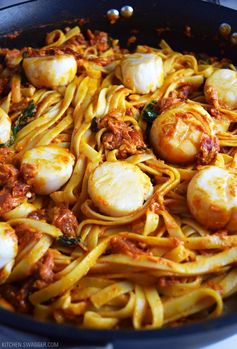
57, 235, 81, 247
22, 51, 30, 58
108, 36, 114, 48
0, 101, 36, 148
142, 101, 158, 123
12, 100, 36, 139
91, 117, 99, 132
228, 64, 237, 71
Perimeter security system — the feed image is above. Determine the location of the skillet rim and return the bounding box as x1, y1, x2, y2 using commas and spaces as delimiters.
0, 0, 237, 343
0, 299, 237, 341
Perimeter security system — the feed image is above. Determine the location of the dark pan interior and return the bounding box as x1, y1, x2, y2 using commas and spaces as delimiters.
0, 0, 237, 348
0, 0, 237, 62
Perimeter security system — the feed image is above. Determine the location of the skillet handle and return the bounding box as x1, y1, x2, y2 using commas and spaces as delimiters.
0, 0, 37, 10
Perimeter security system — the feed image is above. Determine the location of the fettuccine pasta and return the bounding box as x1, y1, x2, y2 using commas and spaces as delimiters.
0, 25, 237, 329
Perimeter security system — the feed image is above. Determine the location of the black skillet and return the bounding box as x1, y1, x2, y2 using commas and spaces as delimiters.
0, 0, 237, 348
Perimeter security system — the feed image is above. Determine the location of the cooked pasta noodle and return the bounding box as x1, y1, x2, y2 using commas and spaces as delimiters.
0, 25, 237, 329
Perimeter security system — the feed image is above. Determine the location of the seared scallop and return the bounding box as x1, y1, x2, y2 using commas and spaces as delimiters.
0, 108, 11, 145
187, 166, 237, 231
21, 145, 75, 195
23, 54, 77, 89
0, 222, 18, 283
204, 69, 237, 110
88, 161, 153, 216
150, 102, 216, 164
116, 53, 164, 94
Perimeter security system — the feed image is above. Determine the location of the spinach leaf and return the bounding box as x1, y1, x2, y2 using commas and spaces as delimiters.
22, 51, 30, 58
0, 100, 36, 148
91, 117, 99, 132
142, 101, 158, 123
12, 100, 36, 138
108, 36, 114, 48
57, 235, 81, 247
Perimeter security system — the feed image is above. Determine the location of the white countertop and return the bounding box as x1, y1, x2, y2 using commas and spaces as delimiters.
219, 0, 237, 10
204, 334, 237, 349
